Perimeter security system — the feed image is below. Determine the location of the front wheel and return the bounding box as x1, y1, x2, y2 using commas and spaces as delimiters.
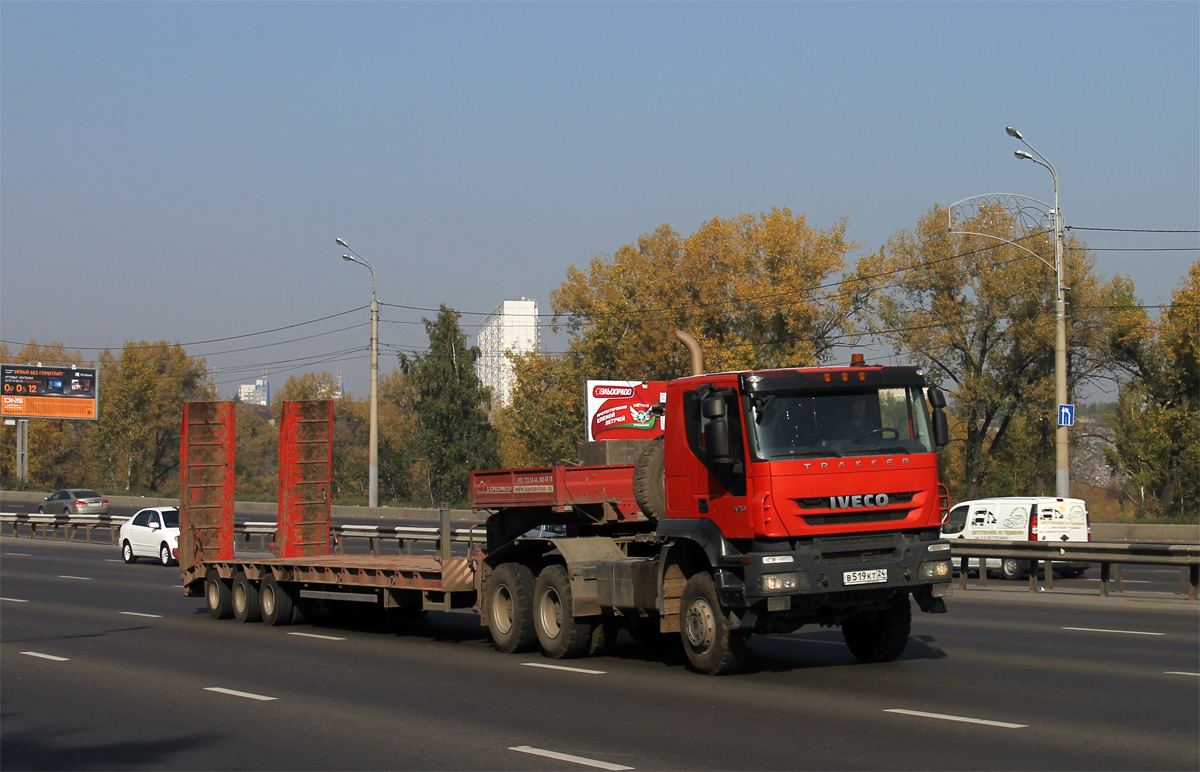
533, 564, 594, 659
487, 563, 537, 653
842, 598, 911, 663
679, 572, 748, 675
122, 541, 137, 564
159, 543, 175, 567
232, 573, 261, 623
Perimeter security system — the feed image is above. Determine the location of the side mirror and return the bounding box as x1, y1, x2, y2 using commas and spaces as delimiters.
927, 386, 947, 409
701, 396, 732, 463
149, 521, 160, 531
933, 409, 950, 449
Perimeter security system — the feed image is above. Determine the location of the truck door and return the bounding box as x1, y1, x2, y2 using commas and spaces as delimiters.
668, 386, 749, 535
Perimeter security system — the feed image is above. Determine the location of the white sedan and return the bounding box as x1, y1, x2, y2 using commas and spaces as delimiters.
119, 507, 180, 566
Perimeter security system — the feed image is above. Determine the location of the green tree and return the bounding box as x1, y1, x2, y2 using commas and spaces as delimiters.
401, 306, 498, 505
1107, 261, 1199, 521
234, 404, 278, 501
272, 372, 370, 504
87, 341, 214, 493
854, 204, 1147, 501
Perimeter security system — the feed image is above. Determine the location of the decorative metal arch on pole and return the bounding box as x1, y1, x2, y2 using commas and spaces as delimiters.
949, 173, 1071, 499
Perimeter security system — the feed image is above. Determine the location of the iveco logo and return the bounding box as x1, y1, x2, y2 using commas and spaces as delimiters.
829, 494, 890, 510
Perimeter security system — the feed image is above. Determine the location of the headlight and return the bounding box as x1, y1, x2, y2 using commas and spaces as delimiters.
919, 560, 952, 580
762, 571, 809, 592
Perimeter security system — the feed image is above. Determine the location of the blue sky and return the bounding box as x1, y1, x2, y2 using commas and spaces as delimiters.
2, 2, 1197, 398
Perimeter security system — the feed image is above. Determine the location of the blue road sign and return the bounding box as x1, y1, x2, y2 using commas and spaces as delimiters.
1058, 404, 1075, 427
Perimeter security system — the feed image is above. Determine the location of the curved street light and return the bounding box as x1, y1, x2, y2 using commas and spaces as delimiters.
1006, 127, 1070, 498
337, 237, 380, 509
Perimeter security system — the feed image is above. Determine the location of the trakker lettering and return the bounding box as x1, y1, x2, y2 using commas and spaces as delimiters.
829, 493, 891, 509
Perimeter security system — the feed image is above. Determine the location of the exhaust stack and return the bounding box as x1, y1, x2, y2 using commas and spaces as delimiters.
675, 329, 704, 376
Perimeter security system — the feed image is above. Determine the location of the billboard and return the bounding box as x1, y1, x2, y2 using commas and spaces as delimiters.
1, 364, 99, 420
585, 380, 668, 441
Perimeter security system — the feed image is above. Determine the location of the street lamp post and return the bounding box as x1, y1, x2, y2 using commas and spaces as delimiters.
1006, 126, 1070, 498
337, 237, 379, 509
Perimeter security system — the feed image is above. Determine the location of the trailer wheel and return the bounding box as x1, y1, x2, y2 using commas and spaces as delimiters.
533, 564, 594, 659
842, 597, 911, 663
633, 438, 666, 524
488, 563, 537, 653
122, 540, 137, 564
260, 575, 294, 627
205, 569, 233, 619
232, 572, 261, 623
680, 572, 748, 675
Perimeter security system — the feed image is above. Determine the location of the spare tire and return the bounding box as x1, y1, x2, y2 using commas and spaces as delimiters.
633, 438, 666, 524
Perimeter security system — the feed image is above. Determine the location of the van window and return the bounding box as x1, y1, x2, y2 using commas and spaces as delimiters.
944, 506, 968, 534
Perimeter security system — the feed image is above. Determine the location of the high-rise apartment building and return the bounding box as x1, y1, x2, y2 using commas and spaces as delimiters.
475, 299, 539, 409
238, 376, 270, 406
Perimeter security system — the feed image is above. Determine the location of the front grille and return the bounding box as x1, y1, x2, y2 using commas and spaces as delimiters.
802, 509, 911, 526
795, 491, 916, 510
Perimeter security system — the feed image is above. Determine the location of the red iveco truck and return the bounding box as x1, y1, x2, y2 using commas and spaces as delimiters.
182, 333, 954, 674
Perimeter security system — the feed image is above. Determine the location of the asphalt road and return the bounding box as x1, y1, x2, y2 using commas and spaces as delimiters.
2, 538, 1197, 771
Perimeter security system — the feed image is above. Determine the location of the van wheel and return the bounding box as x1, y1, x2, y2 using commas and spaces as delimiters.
533, 564, 594, 659
487, 563, 537, 653
205, 569, 233, 619
232, 573, 261, 623
680, 572, 748, 675
1000, 558, 1025, 581
633, 439, 666, 524
843, 598, 911, 663
260, 575, 295, 626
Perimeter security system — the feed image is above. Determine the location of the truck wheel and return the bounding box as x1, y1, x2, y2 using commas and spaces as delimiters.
260, 575, 294, 627
679, 572, 748, 675
534, 564, 594, 659
1000, 558, 1025, 581
232, 572, 261, 623
842, 597, 911, 663
488, 563, 538, 653
633, 439, 667, 524
122, 540, 137, 564
205, 569, 233, 619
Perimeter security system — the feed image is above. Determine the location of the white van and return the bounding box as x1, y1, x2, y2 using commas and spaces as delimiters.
941, 497, 1091, 580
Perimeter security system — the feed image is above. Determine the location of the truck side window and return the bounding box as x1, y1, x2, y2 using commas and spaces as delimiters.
944, 506, 968, 534
682, 388, 746, 496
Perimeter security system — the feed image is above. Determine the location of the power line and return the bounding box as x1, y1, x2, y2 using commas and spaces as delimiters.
1067, 226, 1199, 233
1089, 248, 1198, 252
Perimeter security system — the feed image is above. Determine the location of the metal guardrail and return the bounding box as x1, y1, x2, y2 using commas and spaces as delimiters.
0, 512, 486, 555
950, 539, 1200, 600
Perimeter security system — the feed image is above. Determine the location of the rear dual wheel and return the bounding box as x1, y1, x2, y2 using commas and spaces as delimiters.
533, 564, 594, 659
205, 569, 233, 619
260, 574, 296, 626
232, 572, 261, 623
488, 563, 537, 653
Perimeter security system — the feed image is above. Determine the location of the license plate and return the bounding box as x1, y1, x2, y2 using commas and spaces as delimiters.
844, 568, 888, 586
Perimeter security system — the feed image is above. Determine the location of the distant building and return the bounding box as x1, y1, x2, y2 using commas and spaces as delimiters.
475, 299, 539, 409
238, 377, 270, 406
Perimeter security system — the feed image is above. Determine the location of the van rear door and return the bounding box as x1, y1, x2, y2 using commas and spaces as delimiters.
1035, 498, 1089, 543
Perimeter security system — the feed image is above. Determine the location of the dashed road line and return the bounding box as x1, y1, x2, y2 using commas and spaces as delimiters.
119, 611, 163, 618
4, 552, 31, 556
204, 687, 277, 701
509, 746, 633, 770
287, 632, 346, 641
1, 597, 30, 603
106, 559, 124, 563
57, 575, 91, 581
1062, 627, 1164, 636
522, 662, 606, 675
21, 651, 69, 662
1165, 671, 1199, 677
885, 709, 1026, 729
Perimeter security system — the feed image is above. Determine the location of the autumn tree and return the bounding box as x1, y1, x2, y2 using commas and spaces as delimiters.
1106, 261, 1199, 520
495, 351, 586, 468
401, 306, 498, 505
87, 341, 215, 493
854, 204, 1148, 501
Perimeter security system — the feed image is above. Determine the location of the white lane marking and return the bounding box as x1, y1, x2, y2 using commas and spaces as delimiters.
509, 746, 633, 770
287, 632, 346, 641
1165, 671, 1200, 677
57, 575, 91, 581
1062, 627, 1165, 636
106, 559, 124, 563
1, 597, 30, 603
522, 662, 606, 675
21, 651, 69, 662
119, 612, 162, 618
885, 709, 1026, 729
204, 687, 277, 701
4, 552, 31, 556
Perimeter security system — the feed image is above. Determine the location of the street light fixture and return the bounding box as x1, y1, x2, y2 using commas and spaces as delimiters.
1006, 126, 1070, 498
337, 237, 380, 509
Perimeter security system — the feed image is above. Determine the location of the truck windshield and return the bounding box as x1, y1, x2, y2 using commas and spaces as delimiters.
746, 386, 935, 461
